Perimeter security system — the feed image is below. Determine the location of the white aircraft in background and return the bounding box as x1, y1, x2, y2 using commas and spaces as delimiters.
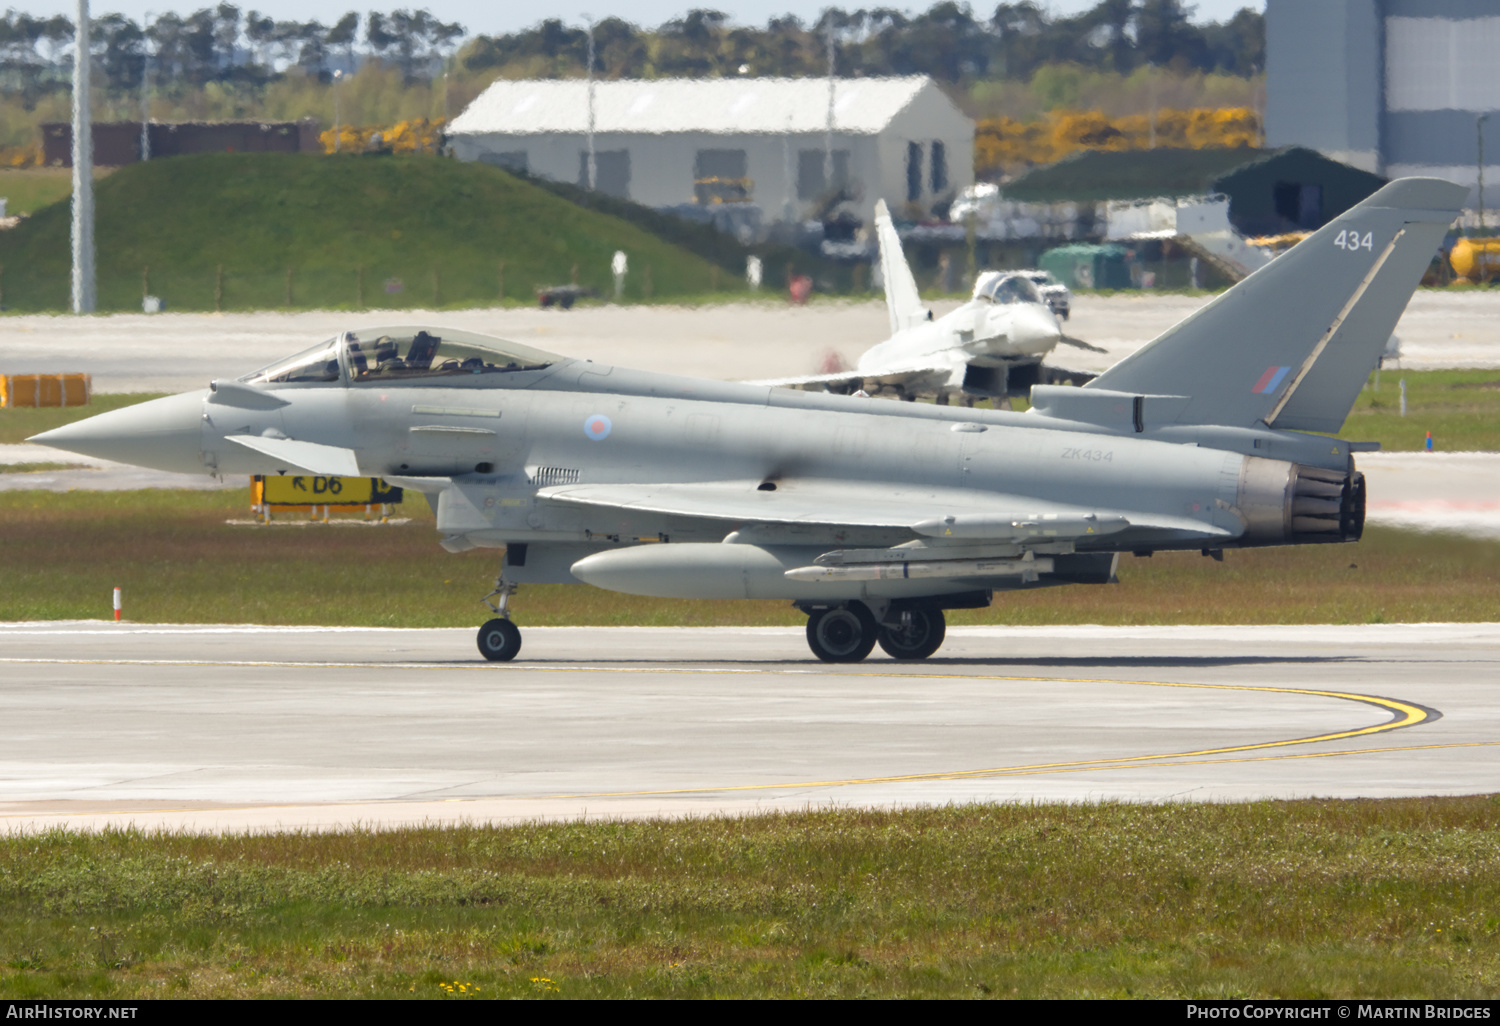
755, 199, 1103, 404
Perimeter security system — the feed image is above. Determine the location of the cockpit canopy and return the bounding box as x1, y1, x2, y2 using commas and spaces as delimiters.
971, 272, 1044, 306
240, 327, 561, 387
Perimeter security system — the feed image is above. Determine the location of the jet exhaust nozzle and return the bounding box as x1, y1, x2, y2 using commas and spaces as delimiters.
1236, 457, 1365, 547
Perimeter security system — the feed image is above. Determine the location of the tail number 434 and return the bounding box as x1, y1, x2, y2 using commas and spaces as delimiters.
1334, 230, 1374, 251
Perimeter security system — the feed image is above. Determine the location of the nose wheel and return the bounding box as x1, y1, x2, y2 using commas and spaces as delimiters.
477, 618, 522, 661
477, 575, 522, 662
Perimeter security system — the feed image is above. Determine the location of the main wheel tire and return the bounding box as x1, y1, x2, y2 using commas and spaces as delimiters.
876, 608, 947, 660
477, 618, 522, 662
806, 604, 877, 663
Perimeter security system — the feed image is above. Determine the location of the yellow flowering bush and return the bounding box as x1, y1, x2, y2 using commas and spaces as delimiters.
976, 106, 1262, 177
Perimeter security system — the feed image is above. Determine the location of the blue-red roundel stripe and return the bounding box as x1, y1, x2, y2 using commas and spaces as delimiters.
1252, 365, 1292, 394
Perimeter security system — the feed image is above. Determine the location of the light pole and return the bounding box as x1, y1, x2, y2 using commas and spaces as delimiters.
1148, 63, 1158, 149
139, 10, 151, 161
584, 16, 596, 191
824, 20, 835, 197
332, 68, 343, 152
71, 0, 96, 313
1479, 113, 1489, 235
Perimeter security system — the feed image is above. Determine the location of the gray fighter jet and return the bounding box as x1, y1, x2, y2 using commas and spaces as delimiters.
32, 178, 1465, 663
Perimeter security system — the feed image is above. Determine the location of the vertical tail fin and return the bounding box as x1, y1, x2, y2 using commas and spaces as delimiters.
874, 198, 929, 336
1086, 178, 1466, 432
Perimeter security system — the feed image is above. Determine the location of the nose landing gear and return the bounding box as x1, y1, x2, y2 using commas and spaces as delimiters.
477, 575, 522, 662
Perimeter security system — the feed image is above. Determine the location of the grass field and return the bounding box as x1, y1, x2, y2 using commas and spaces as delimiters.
1341, 369, 1500, 453
0, 392, 167, 445
0, 487, 1495, 626
0, 462, 83, 474
1008, 369, 1500, 452
0, 154, 734, 313
2, 800, 1499, 999
0, 167, 113, 218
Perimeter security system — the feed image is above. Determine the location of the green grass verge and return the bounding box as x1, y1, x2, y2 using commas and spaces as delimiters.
3, 800, 1500, 998
1011, 370, 1500, 451
0, 462, 89, 473
0, 393, 167, 445
0, 153, 733, 313
0, 489, 1496, 626
1340, 369, 1500, 452
0, 167, 112, 218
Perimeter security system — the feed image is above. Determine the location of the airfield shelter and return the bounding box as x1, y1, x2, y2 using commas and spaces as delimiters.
1002, 145, 1389, 238
445, 76, 974, 234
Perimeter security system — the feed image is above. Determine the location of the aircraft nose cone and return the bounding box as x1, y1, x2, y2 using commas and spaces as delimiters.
1018, 304, 1063, 347
29, 390, 209, 475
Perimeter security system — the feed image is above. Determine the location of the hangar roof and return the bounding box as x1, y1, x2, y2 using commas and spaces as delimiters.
447, 76, 953, 136
1005, 145, 1390, 235
1002, 145, 1386, 204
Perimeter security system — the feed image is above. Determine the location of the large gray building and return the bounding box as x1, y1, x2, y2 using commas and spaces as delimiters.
1266, 0, 1500, 202
445, 76, 974, 229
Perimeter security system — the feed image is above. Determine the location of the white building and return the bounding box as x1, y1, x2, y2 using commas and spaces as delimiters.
445, 76, 974, 229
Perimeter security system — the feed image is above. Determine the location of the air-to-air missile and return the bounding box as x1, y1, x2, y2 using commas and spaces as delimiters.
32, 179, 1466, 663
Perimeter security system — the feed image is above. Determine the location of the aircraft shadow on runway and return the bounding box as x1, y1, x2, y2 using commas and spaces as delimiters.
420, 654, 1363, 670
913, 654, 1361, 670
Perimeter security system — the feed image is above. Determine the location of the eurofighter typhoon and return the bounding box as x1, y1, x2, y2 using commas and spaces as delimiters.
32, 179, 1465, 663
753, 198, 1100, 403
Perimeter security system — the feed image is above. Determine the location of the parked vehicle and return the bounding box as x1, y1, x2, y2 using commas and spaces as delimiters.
1017, 269, 1072, 320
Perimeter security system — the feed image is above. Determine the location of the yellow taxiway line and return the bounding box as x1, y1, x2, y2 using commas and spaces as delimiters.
0, 657, 1443, 801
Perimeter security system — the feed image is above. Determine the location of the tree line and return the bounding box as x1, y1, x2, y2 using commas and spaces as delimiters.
461, 2, 1264, 84
0, 5, 463, 102
1, 2, 1262, 105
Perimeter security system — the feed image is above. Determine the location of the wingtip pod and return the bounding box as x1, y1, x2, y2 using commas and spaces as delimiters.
1083, 176, 1466, 434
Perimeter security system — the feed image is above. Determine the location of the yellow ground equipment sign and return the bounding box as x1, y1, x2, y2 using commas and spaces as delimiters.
259, 475, 402, 505
0, 373, 91, 407
251, 476, 404, 521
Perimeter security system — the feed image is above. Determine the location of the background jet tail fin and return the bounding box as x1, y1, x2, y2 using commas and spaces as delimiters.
874, 198, 929, 335
1086, 178, 1466, 432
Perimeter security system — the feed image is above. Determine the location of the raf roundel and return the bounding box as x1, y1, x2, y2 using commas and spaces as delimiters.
583, 414, 613, 441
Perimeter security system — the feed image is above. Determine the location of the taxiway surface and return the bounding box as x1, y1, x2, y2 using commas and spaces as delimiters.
0, 290, 1496, 393
2, 622, 1496, 834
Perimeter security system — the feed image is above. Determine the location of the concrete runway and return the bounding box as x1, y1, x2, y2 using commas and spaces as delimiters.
1, 290, 1497, 393
1, 622, 1497, 834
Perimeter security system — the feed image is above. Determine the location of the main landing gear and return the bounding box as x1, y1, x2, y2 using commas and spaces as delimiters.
477, 575, 522, 661
801, 601, 947, 663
